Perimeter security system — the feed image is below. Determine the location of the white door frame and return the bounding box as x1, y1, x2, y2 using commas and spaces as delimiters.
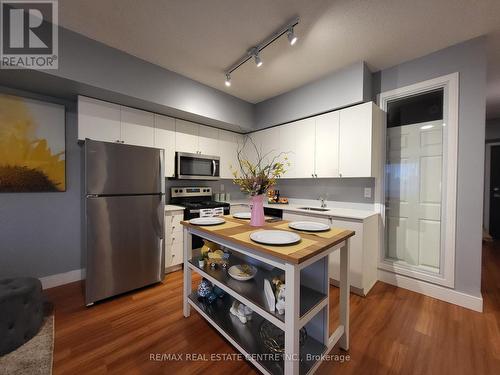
377, 72, 459, 288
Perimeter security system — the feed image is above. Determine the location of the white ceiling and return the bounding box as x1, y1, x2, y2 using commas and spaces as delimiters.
59, 0, 500, 117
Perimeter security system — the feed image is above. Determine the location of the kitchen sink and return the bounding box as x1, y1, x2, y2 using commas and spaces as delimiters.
297, 207, 330, 212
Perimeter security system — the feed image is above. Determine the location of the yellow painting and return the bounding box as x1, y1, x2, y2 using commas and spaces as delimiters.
0, 93, 65, 192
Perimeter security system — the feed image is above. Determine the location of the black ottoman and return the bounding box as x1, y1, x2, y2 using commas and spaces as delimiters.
0, 277, 44, 356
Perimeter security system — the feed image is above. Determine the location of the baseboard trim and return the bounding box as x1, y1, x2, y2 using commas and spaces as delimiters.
40, 268, 85, 289
329, 278, 366, 296
165, 264, 183, 274
378, 269, 483, 312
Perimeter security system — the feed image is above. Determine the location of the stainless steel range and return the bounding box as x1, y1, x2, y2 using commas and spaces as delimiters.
170, 187, 230, 249
170, 187, 230, 220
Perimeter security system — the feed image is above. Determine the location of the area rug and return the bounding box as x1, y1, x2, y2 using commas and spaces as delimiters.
0, 313, 54, 375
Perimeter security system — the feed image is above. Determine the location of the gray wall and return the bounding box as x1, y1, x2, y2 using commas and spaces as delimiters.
0, 27, 255, 133
372, 37, 487, 297
272, 178, 374, 204
0, 87, 82, 279
254, 61, 370, 129
166, 178, 374, 205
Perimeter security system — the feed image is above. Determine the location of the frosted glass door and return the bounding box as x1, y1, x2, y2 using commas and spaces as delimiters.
385, 120, 444, 272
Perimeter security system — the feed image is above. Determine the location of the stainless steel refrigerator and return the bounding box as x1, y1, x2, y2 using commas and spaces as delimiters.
84, 139, 165, 306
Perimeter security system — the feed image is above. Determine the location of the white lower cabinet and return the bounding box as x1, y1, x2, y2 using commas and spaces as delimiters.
283, 211, 379, 296
165, 210, 184, 270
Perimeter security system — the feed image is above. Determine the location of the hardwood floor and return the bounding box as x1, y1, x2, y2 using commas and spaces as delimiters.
45, 242, 500, 374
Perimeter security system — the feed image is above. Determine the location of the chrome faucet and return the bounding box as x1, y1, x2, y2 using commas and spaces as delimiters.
319, 196, 327, 208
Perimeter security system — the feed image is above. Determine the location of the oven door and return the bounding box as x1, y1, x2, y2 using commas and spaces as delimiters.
176, 152, 220, 180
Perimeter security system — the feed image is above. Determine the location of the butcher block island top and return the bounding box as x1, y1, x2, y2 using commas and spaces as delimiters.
180, 215, 355, 264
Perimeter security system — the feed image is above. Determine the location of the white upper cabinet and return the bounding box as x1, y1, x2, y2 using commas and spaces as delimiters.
78, 96, 121, 143
175, 119, 199, 153
219, 130, 243, 179
315, 111, 340, 177
198, 125, 219, 156
280, 118, 315, 178
154, 114, 176, 178
248, 127, 280, 168
120, 106, 155, 147
339, 102, 381, 177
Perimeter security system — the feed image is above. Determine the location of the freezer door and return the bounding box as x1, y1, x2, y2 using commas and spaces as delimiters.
85, 194, 164, 304
86, 139, 163, 195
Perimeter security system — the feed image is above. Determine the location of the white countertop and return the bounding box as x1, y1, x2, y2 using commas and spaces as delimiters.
165, 204, 185, 212
228, 199, 378, 220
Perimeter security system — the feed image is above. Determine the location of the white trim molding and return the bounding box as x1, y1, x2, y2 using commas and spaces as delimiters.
39, 268, 85, 289
378, 269, 483, 312
377, 72, 459, 289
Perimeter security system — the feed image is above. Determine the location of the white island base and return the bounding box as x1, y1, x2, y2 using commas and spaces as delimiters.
182, 218, 351, 375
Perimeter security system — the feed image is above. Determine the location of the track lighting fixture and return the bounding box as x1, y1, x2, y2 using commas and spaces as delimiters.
287, 27, 297, 46
223, 16, 299, 88
253, 50, 263, 67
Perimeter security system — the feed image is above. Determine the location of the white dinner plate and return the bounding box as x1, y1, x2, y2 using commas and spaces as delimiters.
233, 212, 251, 220
250, 230, 301, 246
228, 265, 257, 281
189, 217, 225, 226
289, 221, 330, 232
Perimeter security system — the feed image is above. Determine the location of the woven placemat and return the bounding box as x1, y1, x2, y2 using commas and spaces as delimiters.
229, 230, 316, 255
274, 222, 346, 239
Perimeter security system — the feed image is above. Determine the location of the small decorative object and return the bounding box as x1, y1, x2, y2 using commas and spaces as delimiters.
207, 249, 224, 261
210, 261, 218, 269
228, 264, 257, 281
197, 278, 213, 298
231, 136, 289, 227
201, 240, 220, 255
213, 285, 226, 299
206, 292, 217, 304
264, 279, 276, 312
275, 284, 286, 315
230, 300, 253, 324
198, 255, 206, 268
260, 320, 307, 354
221, 251, 230, 268
250, 194, 265, 227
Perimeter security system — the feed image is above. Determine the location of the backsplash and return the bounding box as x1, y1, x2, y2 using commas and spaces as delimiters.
166, 178, 375, 204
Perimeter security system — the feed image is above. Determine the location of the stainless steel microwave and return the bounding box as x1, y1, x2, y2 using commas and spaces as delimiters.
175, 152, 220, 180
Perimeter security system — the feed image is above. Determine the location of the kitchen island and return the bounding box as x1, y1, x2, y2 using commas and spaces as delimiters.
182, 215, 354, 375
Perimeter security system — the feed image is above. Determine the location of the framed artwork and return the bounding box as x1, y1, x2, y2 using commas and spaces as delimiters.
0, 93, 66, 192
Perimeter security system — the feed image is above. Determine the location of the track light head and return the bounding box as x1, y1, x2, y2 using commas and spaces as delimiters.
287, 27, 297, 46
253, 49, 263, 67
225, 73, 231, 87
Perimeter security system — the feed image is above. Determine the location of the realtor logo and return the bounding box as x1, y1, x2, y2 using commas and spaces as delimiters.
1, 0, 58, 69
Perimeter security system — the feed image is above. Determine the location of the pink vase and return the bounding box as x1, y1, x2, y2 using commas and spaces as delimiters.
250, 194, 265, 227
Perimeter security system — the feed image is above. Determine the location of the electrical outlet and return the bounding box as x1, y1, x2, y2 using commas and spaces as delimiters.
364, 187, 372, 199
220, 184, 225, 192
